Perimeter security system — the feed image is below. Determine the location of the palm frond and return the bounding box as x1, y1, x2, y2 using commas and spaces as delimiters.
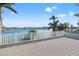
49, 15, 57, 20
49, 16, 53, 20
48, 23, 53, 25
56, 20, 59, 24
4, 6, 17, 13
0, 3, 6, 6
48, 27, 52, 30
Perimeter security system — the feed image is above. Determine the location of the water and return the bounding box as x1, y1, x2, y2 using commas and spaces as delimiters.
1, 28, 49, 34
1, 28, 27, 34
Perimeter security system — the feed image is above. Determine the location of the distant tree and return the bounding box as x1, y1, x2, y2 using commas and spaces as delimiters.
57, 23, 64, 31
63, 22, 69, 32
48, 15, 59, 31
71, 25, 73, 31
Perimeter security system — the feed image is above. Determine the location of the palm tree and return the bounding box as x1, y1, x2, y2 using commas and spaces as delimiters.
0, 3, 17, 30
48, 15, 59, 31
71, 25, 73, 31
63, 22, 69, 32
57, 23, 64, 31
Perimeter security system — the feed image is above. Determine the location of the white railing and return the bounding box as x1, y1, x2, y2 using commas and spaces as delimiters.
36, 31, 64, 40
64, 33, 79, 39
0, 31, 64, 45
0, 32, 29, 45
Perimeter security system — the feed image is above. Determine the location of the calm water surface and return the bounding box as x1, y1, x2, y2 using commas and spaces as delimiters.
1, 28, 49, 34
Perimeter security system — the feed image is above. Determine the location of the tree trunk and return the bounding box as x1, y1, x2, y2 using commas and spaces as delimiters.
0, 16, 3, 30
0, 16, 2, 44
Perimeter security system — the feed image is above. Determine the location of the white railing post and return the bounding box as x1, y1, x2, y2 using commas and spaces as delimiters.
0, 30, 2, 45
30, 33, 33, 40
41, 32, 43, 39
37, 32, 39, 40
14, 33, 18, 43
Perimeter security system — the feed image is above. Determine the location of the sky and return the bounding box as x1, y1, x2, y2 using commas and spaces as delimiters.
2, 3, 79, 27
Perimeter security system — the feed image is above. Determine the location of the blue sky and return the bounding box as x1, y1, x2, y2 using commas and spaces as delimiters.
2, 3, 79, 27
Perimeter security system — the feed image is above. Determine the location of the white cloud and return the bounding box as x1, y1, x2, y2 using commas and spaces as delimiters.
45, 7, 52, 12
68, 10, 75, 16
45, 6, 57, 12
52, 6, 56, 10
57, 14, 66, 18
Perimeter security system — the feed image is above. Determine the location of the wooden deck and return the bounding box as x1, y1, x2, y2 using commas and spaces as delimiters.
0, 37, 79, 56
